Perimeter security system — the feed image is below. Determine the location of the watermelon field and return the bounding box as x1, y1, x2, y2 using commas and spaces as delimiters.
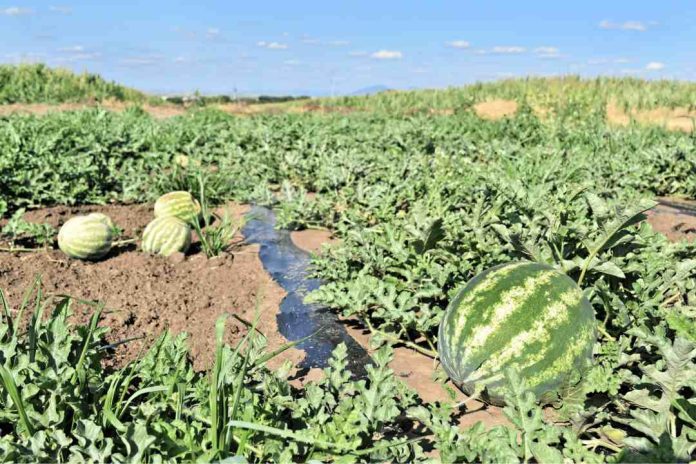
0, 68, 696, 462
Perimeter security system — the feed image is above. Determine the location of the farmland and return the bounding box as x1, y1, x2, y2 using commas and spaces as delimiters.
0, 66, 695, 462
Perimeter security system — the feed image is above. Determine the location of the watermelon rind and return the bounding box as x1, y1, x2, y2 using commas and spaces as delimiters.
154, 191, 201, 223
142, 216, 192, 257
438, 262, 596, 406
58, 215, 114, 260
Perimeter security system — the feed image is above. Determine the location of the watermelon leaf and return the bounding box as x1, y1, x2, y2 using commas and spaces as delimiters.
577, 198, 657, 285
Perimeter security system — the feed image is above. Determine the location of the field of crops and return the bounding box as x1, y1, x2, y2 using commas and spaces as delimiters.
1, 72, 696, 462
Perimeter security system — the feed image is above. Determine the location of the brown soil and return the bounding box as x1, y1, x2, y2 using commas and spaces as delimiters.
0, 203, 303, 371
473, 99, 519, 120
290, 229, 337, 254
646, 200, 696, 242
343, 321, 509, 428
0, 101, 187, 119
0, 100, 358, 119
606, 101, 696, 132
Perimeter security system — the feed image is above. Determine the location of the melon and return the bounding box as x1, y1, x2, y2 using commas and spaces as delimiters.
86, 212, 116, 230
58, 215, 114, 260
142, 216, 191, 257
438, 262, 596, 405
154, 191, 201, 223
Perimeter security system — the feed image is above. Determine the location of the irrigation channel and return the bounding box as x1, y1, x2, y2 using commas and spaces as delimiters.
243, 206, 371, 376
241, 199, 694, 378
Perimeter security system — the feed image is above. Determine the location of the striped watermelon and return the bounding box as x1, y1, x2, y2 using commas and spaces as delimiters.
58, 215, 114, 260
142, 216, 192, 257
154, 191, 201, 223
86, 212, 116, 230
438, 262, 596, 406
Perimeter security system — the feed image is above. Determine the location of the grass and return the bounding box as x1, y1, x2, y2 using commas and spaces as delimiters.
0, 63, 148, 104
312, 75, 696, 114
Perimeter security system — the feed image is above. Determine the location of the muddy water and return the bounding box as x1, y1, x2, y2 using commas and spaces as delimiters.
243, 206, 371, 376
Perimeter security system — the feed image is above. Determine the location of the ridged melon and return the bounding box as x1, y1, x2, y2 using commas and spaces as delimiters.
154, 191, 201, 223
58, 215, 114, 260
142, 216, 191, 257
438, 262, 596, 405
86, 212, 115, 230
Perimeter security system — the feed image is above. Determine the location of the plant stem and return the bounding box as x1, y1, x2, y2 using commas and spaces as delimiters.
597, 324, 616, 342
112, 238, 137, 246
581, 439, 622, 453
365, 320, 438, 359
0, 246, 41, 253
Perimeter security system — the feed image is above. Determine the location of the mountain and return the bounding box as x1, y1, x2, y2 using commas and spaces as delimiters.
349, 85, 392, 96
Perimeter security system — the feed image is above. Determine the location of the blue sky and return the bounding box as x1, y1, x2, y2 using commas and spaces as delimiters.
1, 1, 694, 95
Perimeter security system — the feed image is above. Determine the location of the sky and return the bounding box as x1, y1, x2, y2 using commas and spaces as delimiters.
1, 1, 694, 95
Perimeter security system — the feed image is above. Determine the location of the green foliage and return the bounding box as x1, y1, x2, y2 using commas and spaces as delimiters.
316, 75, 696, 114
0, 285, 424, 462
0, 64, 146, 104
191, 173, 245, 258
0, 77, 695, 460
0, 208, 55, 248
412, 370, 602, 463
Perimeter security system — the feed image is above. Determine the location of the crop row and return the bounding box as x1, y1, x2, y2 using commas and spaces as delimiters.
1, 105, 695, 460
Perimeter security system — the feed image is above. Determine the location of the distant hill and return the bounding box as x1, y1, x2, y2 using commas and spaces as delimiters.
349, 85, 391, 96
0, 63, 147, 104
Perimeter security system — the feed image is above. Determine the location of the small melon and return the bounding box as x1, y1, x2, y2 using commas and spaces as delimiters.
154, 191, 201, 223
142, 216, 192, 257
58, 215, 114, 260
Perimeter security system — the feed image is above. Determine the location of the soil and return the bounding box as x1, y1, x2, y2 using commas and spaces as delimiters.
342, 320, 509, 428
469, 99, 695, 133
606, 101, 696, 133
290, 229, 337, 254
0, 101, 187, 119
473, 99, 519, 120
3, 100, 693, 133
646, 201, 696, 242
0, 203, 303, 371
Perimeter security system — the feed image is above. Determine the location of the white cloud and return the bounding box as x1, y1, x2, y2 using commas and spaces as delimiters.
370, 50, 403, 60
283, 59, 301, 65
328, 40, 350, 46
301, 37, 320, 44
257, 41, 288, 50
49, 5, 72, 14
599, 20, 648, 31
206, 28, 221, 38
54, 52, 101, 63
58, 45, 85, 52
534, 46, 560, 59
173, 56, 187, 63
1, 6, 33, 15
411, 67, 429, 74
645, 61, 665, 71
120, 56, 162, 66
492, 46, 526, 54
349, 51, 368, 57
446, 40, 470, 49
614, 57, 630, 64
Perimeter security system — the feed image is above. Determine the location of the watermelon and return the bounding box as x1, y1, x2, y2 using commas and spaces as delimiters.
86, 212, 116, 230
154, 191, 201, 223
438, 262, 596, 405
142, 216, 192, 257
58, 215, 114, 260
